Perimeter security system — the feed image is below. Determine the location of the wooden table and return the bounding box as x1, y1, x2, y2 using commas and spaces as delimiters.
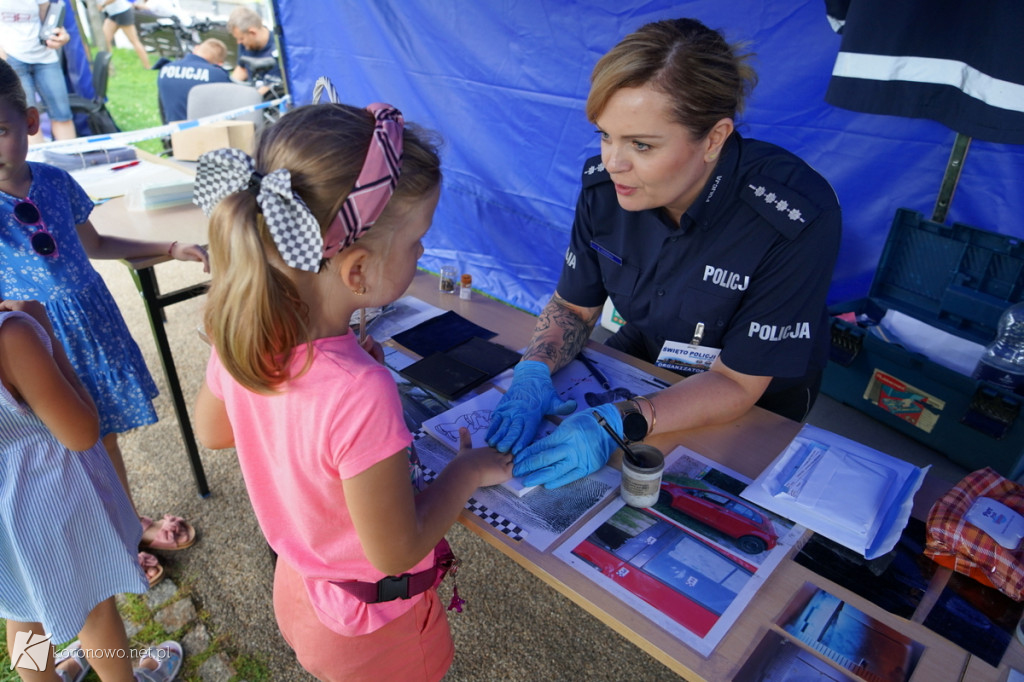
88, 173, 1024, 678
402, 272, 1024, 682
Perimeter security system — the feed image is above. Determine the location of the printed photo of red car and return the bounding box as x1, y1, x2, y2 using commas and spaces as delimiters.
657, 483, 779, 555
572, 506, 757, 636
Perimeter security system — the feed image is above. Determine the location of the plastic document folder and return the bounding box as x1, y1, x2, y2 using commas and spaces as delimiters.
742, 423, 927, 559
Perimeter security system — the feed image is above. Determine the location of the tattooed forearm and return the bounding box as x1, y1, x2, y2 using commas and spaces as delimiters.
522, 293, 601, 371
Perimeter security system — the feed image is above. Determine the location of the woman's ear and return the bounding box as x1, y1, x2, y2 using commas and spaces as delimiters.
704, 117, 734, 162
25, 107, 40, 136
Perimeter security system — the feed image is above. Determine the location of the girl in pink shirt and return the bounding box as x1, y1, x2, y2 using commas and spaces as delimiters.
192, 102, 513, 682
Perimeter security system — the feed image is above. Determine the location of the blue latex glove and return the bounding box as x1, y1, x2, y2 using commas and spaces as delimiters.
513, 403, 622, 489
485, 360, 577, 454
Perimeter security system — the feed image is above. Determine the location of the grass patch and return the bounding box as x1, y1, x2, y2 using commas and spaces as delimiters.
118, 593, 151, 624
103, 47, 164, 155
232, 653, 272, 682
0, 620, 15, 682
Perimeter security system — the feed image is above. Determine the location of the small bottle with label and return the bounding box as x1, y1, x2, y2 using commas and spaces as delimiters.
459, 274, 472, 300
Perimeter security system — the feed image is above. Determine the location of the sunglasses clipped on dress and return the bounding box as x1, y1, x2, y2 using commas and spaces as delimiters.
12, 199, 57, 257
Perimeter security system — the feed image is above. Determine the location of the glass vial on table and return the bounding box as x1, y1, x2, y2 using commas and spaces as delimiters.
439, 265, 457, 293
459, 273, 472, 300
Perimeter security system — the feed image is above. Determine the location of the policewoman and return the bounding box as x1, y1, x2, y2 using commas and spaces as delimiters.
486, 18, 841, 488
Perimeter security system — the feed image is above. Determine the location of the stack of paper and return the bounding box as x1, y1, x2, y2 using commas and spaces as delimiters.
125, 179, 196, 211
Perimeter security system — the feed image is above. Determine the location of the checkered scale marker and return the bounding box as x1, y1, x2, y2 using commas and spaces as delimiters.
412, 431, 525, 541
465, 500, 525, 539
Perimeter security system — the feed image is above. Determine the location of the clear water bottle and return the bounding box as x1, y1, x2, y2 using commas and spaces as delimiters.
973, 301, 1024, 396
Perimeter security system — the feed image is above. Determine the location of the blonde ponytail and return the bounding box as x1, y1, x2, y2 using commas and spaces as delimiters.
203, 192, 312, 393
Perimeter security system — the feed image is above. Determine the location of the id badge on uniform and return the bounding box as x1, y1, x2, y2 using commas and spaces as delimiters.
656, 340, 721, 375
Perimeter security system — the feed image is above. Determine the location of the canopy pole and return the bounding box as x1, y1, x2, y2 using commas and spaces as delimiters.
932, 133, 972, 223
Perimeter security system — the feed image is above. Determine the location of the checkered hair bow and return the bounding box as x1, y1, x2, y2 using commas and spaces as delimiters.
193, 147, 325, 272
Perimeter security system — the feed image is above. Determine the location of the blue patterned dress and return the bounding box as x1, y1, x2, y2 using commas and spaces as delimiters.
0, 162, 159, 435
0, 311, 147, 642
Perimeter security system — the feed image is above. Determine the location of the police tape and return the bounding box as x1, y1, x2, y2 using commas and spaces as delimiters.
32, 95, 291, 153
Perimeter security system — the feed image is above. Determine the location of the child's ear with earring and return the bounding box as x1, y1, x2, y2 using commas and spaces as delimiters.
337, 246, 372, 297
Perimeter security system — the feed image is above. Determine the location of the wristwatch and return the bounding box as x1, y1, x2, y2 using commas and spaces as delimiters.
619, 401, 649, 444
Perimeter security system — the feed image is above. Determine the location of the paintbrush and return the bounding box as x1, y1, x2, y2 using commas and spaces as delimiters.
594, 412, 641, 467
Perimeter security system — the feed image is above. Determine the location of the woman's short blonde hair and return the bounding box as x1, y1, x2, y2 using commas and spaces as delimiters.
203, 103, 441, 393
586, 18, 757, 140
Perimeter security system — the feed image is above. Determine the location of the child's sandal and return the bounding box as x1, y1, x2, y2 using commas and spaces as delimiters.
139, 514, 197, 551
139, 551, 165, 588
133, 640, 183, 682
54, 640, 90, 682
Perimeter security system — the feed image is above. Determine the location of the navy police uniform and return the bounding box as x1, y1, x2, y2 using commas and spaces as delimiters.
157, 52, 232, 123
556, 132, 842, 421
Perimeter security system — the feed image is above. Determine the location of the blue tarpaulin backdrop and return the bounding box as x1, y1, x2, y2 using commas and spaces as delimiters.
272, 1, 1023, 314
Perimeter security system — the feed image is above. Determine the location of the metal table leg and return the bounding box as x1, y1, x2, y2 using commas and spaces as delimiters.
132, 264, 211, 497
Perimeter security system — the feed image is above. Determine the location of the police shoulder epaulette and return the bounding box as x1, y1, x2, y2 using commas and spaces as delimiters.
581, 155, 610, 188
740, 175, 821, 239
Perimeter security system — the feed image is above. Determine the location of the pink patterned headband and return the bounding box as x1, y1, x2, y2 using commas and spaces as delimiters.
322, 103, 405, 258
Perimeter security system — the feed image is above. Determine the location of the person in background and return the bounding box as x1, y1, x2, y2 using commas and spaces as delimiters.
98, 0, 150, 69
157, 38, 231, 123
132, 0, 182, 18
487, 18, 842, 488
0, 58, 207, 588
226, 5, 279, 88
0, 299, 183, 682
194, 102, 513, 681
0, 0, 76, 143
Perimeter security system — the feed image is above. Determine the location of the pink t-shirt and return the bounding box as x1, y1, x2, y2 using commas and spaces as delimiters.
206, 333, 433, 636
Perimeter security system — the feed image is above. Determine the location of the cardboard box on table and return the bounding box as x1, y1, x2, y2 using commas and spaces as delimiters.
822, 209, 1024, 478
171, 120, 255, 161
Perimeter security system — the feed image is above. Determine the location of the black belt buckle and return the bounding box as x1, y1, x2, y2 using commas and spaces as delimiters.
376, 574, 410, 603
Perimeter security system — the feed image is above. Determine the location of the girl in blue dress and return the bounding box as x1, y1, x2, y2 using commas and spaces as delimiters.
0, 59, 206, 583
